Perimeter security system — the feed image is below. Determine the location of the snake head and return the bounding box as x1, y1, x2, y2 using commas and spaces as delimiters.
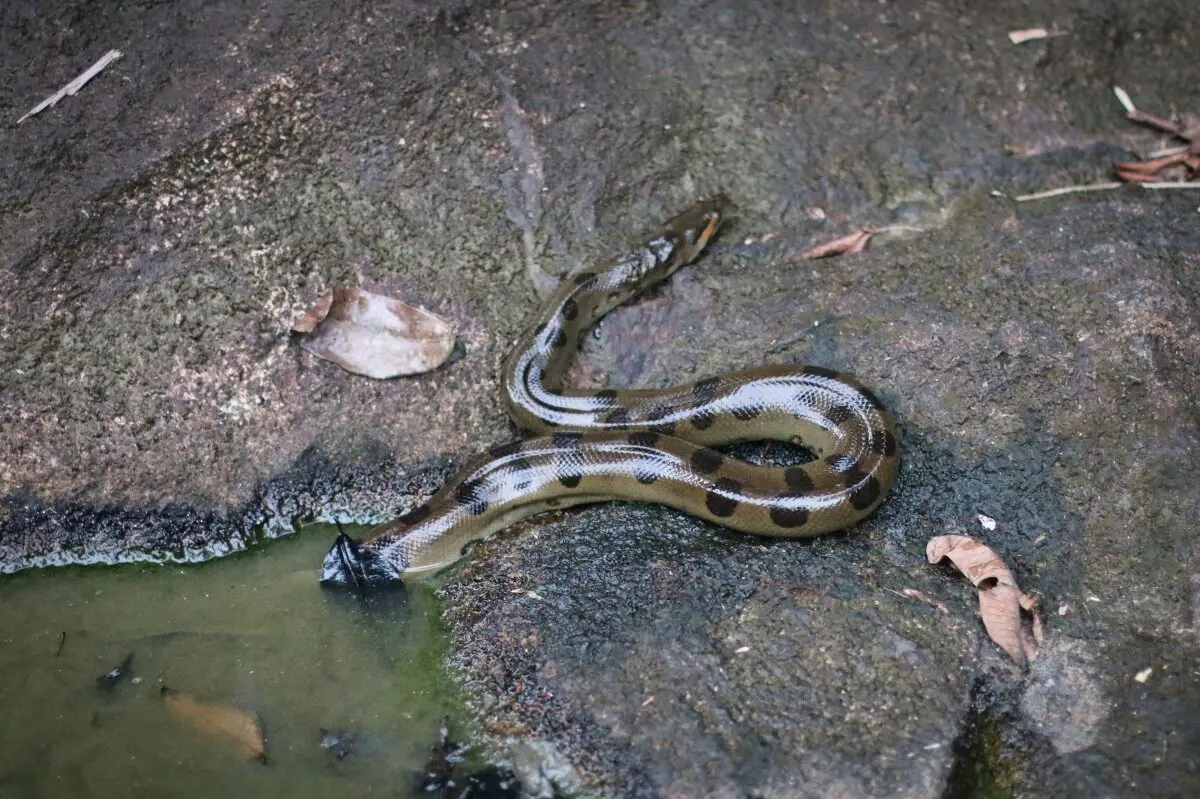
646, 194, 729, 274
664, 193, 728, 262
320, 532, 406, 593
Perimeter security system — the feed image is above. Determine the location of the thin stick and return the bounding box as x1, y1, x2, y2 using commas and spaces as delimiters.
1014, 182, 1123, 202
1014, 180, 1199, 202
1146, 145, 1190, 159
1112, 86, 1136, 115
18, 49, 123, 124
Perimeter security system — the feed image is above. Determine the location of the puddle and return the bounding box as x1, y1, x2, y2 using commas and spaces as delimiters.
0, 525, 474, 797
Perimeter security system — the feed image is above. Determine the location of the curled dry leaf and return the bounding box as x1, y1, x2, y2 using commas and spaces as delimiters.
293, 288, 456, 379
926, 535, 1042, 666
1115, 151, 1200, 183
161, 686, 266, 762
796, 228, 873, 260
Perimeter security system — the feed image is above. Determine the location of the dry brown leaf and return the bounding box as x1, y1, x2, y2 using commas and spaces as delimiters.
292, 287, 456, 378
797, 228, 873, 260
926, 534, 1041, 666
1115, 151, 1200, 183
161, 686, 266, 762
290, 294, 333, 333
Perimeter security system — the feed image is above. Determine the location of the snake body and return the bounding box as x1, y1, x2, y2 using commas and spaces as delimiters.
321, 196, 899, 588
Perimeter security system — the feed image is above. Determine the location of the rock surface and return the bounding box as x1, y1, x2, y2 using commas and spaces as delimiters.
2, 0, 1198, 796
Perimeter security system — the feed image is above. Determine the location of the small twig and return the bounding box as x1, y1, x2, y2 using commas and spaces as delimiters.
1013, 182, 1123, 202
1014, 180, 1200, 201
55, 631, 66, 657
1113, 86, 1196, 145
1127, 109, 1187, 140
18, 49, 123, 123
871, 225, 927, 235
1113, 86, 1137, 115
1146, 144, 1190, 159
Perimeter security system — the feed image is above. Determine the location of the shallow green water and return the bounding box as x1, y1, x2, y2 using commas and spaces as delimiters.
0, 526, 470, 798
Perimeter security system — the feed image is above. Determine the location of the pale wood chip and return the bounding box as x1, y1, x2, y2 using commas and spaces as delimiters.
1008, 28, 1049, 44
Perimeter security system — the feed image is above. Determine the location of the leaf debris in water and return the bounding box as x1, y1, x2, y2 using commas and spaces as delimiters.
161, 686, 267, 762
926, 534, 1042, 667
293, 287, 456, 379
96, 652, 133, 691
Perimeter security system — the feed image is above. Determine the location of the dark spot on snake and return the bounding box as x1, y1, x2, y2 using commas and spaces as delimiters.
691, 410, 716, 430
533, 323, 546, 339
849, 474, 882, 510
604, 408, 631, 427
595, 388, 619, 403
561, 297, 579, 320
803, 365, 840, 379
552, 431, 584, 448
784, 466, 815, 492
691, 447, 724, 474
400, 503, 432, 525
489, 440, 524, 459
824, 453, 851, 472
522, 361, 542, 388
859, 386, 886, 410
635, 469, 658, 485
645, 407, 677, 436
871, 428, 897, 456
705, 478, 741, 517
454, 480, 488, 515
827, 404, 854, 425
769, 495, 810, 528
573, 271, 596, 285
559, 472, 582, 488
552, 327, 568, 348
731, 404, 761, 420
692, 377, 721, 401
628, 431, 659, 447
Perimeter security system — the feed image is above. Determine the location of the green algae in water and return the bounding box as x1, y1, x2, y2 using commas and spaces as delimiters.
0, 526, 471, 797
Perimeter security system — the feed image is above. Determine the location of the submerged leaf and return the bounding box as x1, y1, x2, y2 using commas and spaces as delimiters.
161, 686, 266, 762
294, 288, 456, 378
926, 534, 1041, 666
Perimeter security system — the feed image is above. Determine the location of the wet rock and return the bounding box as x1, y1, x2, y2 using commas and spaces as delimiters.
2, 0, 1198, 796
443, 188, 1200, 798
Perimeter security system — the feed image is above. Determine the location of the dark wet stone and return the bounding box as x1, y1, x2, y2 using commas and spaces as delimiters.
318, 728, 358, 761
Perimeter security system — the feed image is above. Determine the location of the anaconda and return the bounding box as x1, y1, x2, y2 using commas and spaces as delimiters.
321, 195, 899, 589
